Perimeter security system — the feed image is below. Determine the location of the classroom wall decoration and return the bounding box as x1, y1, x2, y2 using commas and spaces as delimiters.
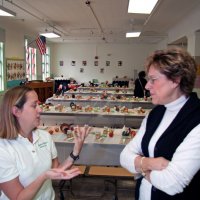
82, 60, 87, 66
59, 60, 64, 66
6, 58, 25, 81
100, 68, 104, 73
94, 60, 98, 66
106, 61, 110, 66
80, 68, 84, 73
118, 61, 122, 66
71, 60, 76, 66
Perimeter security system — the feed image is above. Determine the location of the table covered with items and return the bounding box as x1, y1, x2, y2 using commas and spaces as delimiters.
38, 125, 137, 166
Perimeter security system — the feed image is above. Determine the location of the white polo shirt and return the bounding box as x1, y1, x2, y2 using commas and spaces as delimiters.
0, 129, 58, 200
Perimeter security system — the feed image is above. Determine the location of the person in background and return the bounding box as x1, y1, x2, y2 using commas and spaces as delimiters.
120, 48, 200, 200
134, 70, 149, 98
55, 83, 64, 95
0, 86, 90, 200
88, 81, 94, 87
112, 76, 119, 87
68, 80, 78, 90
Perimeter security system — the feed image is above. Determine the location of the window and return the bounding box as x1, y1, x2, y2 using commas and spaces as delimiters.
42, 47, 50, 81
0, 42, 4, 91
25, 38, 51, 81
25, 39, 37, 80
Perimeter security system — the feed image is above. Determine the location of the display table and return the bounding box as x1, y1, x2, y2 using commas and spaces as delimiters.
78, 86, 134, 92
39, 126, 135, 166
65, 90, 134, 97
40, 106, 150, 128
46, 96, 153, 109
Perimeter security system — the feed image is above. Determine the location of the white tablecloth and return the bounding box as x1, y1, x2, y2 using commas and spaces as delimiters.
39, 126, 135, 166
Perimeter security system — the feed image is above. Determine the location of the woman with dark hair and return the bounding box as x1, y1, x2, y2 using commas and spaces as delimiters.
134, 70, 149, 98
120, 48, 200, 200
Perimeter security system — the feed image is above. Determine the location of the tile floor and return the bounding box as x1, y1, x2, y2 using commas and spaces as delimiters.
53, 176, 135, 200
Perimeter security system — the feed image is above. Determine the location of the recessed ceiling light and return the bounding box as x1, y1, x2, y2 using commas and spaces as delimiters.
0, 5, 16, 16
128, 0, 158, 14
126, 32, 141, 37
40, 32, 61, 38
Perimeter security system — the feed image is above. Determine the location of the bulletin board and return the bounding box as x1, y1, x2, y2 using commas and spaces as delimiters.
6, 58, 26, 88
6, 58, 25, 81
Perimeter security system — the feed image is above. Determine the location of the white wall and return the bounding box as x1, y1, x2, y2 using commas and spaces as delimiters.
0, 19, 46, 81
51, 3, 200, 84
0, 19, 155, 85
0, 19, 34, 58
51, 43, 156, 83
1, 3, 200, 85
166, 3, 200, 56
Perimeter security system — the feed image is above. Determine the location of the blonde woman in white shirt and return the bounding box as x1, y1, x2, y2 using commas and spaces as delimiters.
0, 86, 90, 200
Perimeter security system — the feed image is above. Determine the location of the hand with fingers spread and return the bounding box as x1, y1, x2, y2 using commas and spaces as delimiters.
58, 125, 92, 171
73, 125, 91, 156
0, 86, 90, 200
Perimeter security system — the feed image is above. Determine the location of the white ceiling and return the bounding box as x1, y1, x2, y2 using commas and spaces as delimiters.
1, 0, 200, 44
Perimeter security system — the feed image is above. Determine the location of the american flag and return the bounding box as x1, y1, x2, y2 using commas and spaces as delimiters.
36, 35, 46, 54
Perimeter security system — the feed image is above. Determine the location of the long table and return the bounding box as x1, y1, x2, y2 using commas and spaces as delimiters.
40, 106, 150, 128
39, 126, 133, 166
78, 86, 134, 92
64, 90, 134, 97
46, 96, 153, 109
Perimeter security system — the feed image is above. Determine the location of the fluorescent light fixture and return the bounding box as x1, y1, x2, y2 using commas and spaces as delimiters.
126, 32, 141, 37
128, 0, 158, 14
40, 32, 61, 38
0, 5, 16, 16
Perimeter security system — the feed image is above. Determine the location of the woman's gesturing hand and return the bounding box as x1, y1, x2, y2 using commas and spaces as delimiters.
73, 125, 91, 155
46, 167, 81, 180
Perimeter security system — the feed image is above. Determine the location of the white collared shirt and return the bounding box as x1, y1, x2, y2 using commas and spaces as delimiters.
0, 129, 57, 200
